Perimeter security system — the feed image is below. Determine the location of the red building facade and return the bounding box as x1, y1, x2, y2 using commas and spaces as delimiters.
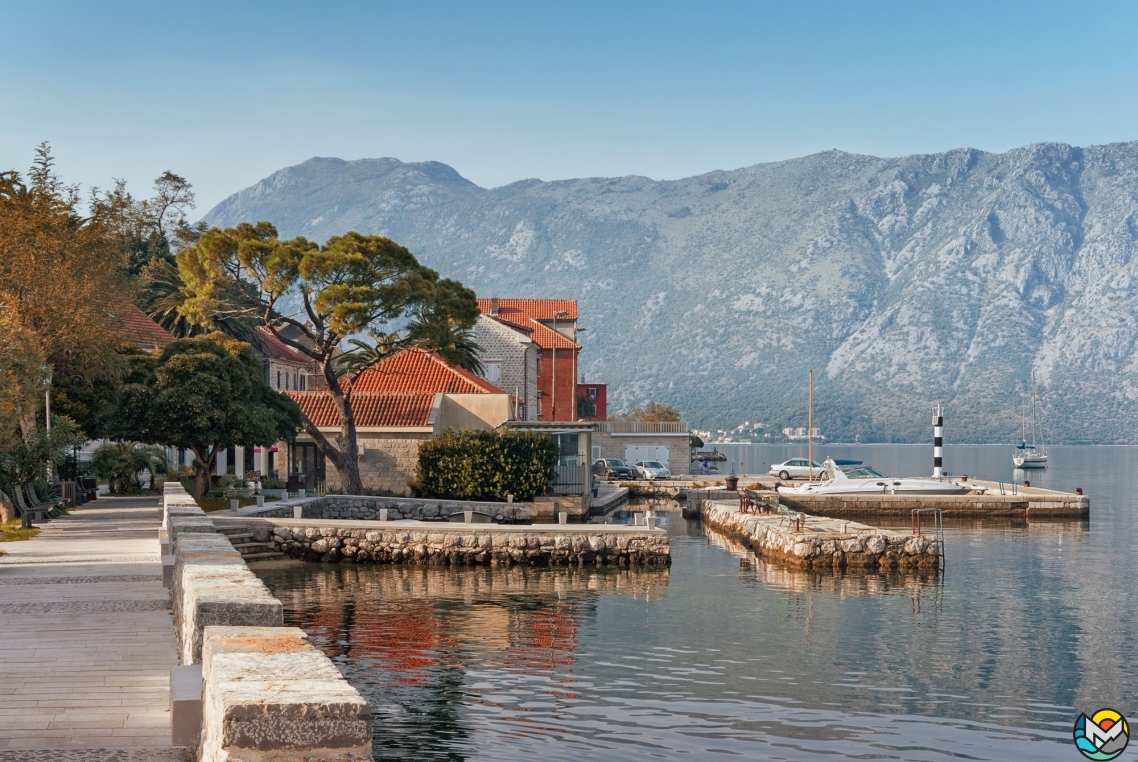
576, 383, 607, 420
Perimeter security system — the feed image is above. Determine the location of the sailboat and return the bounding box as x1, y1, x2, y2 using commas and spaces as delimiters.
1013, 372, 1048, 469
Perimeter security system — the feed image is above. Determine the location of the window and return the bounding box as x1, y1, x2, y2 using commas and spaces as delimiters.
587, 387, 597, 398
284, 373, 289, 390
300, 374, 306, 391
485, 363, 502, 383
276, 371, 281, 389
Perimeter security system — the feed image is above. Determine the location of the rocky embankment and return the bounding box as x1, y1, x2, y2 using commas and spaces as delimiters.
263, 523, 671, 567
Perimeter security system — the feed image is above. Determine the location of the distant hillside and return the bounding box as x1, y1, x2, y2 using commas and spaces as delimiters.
204, 142, 1138, 443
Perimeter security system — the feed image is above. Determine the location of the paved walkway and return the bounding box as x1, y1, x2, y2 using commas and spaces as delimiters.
0, 497, 189, 760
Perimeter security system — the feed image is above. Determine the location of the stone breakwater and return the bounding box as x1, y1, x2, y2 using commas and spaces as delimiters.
162, 484, 371, 760
701, 501, 941, 572
779, 481, 1089, 519
215, 518, 671, 567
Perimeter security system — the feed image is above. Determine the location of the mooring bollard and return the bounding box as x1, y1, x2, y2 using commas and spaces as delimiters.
464, 510, 473, 524
634, 512, 644, 526
293, 505, 303, 520
506, 494, 514, 503
256, 495, 264, 507
298, 488, 306, 498
645, 515, 655, 529
558, 511, 567, 525
230, 498, 239, 511
379, 508, 388, 521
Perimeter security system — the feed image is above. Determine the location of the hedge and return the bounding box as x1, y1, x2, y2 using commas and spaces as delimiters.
416, 429, 560, 501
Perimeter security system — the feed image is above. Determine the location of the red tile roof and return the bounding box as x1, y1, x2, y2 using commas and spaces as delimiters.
352, 348, 505, 394
101, 298, 175, 350
477, 298, 578, 322
522, 319, 579, 350
288, 392, 436, 428
256, 326, 309, 364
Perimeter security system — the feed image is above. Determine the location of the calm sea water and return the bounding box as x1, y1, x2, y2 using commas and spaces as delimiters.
256, 444, 1137, 761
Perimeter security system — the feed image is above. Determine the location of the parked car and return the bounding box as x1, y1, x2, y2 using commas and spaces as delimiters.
593, 458, 634, 480
769, 458, 824, 480
634, 461, 671, 479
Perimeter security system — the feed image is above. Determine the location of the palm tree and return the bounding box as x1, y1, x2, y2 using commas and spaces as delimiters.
90, 442, 168, 494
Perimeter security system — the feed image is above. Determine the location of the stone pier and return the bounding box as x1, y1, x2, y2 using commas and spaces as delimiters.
701, 500, 941, 572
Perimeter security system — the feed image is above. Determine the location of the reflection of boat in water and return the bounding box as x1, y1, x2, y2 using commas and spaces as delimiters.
1014, 372, 1048, 469
779, 459, 985, 496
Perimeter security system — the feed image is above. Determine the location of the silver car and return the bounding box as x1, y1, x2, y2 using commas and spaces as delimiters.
769, 458, 824, 480
635, 461, 671, 479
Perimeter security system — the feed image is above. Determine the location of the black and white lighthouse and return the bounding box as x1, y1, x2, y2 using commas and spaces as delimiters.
932, 403, 944, 478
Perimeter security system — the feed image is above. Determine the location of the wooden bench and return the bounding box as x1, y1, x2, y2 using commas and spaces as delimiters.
743, 488, 774, 514
775, 502, 805, 531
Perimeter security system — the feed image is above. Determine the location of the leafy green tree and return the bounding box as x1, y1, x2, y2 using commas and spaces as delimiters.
102, 333, 302, 501
615, 401, 683, 422
174, 223, 480, 494
91, 442, 168, 494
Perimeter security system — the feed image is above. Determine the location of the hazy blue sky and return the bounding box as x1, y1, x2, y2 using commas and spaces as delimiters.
3, 1, 1137, 211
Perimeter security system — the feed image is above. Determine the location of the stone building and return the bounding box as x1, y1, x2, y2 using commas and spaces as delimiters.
256, 326, 315, 392
476, 298, 581, 422
286, 348, 513, 494
471, 314, 538, 421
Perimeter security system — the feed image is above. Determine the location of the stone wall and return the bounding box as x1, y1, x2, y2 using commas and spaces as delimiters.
701, 500, 941, 572
162, 483, 371, 760
260, 522, 671, 567
323, 432, 429, 495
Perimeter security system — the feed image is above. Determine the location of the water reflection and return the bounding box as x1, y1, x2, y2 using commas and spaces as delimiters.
255, 445, 1138, 761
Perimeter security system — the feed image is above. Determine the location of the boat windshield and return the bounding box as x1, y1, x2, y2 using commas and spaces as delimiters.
844, 466, 888, 479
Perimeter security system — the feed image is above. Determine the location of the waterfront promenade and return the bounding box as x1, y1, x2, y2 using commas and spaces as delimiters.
0, 497, 187, 760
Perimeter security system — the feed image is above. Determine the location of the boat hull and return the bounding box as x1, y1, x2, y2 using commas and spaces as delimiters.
1013, 457, 1048, 469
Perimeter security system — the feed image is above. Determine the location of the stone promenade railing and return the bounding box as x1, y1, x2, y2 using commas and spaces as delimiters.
162, 483, 371, 760
226, 493, 533, 522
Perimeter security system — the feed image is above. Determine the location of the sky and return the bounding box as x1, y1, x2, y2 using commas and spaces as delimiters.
3, 0, 1138, 213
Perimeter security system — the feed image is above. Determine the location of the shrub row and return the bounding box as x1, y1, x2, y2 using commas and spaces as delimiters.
416, 430, 559, 501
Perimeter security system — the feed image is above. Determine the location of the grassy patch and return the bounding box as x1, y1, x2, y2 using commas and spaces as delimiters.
0, 520, 41, 542
200, 495, 279, 513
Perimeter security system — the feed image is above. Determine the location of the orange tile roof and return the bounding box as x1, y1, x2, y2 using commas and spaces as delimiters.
288, 392, 436, 428
477, 298, 578, 322
522, 319, 579, 350
256, 326, 309, 364
352, 348, 506, 394
101, 298, 175, 350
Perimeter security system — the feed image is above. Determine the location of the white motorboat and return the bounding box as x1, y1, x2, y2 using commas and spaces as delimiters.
779, 459, 984, 496
1013, 372, 1048, 470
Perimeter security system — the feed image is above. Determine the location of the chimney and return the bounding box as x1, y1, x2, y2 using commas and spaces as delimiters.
489, 297, 499, 316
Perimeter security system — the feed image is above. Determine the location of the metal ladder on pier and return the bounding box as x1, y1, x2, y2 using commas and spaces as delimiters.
911, 508, 945, 572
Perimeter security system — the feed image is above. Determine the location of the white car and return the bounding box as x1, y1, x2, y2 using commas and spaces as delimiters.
635, 461, 671, 479
769, 458, 824, 480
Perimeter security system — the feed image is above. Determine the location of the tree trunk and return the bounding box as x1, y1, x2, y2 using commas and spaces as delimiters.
301, 357, 366, 495
190, 445, 214, 504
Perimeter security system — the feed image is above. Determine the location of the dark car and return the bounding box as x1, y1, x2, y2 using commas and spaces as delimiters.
593, 458, 634, 480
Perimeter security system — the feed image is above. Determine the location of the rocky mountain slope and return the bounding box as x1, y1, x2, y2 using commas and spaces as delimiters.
204, 142, 1138, 443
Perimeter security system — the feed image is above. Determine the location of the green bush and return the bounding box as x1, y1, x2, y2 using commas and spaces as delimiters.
416, 430, 559, 501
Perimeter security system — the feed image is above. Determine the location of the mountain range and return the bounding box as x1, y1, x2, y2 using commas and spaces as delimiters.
204, 141, 1138, 443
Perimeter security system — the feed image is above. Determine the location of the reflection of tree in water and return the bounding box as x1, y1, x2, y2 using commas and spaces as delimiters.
267, 566, 593, 762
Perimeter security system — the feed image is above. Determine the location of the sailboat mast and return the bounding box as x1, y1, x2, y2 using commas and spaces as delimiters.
808, 370, 814, 480
1031, 371, 1038, 449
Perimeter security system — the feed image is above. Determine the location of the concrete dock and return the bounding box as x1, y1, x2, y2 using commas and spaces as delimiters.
779, 479, 1089, 519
